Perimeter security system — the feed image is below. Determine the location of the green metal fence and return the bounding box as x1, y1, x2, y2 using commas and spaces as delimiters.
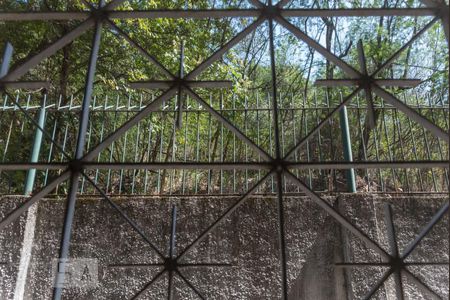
0, 90, 448, 195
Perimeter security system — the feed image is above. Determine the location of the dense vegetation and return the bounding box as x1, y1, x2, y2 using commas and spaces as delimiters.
0, 0, 448, 194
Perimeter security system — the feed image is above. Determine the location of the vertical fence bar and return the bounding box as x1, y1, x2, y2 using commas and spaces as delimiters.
354, 96, 371, 190
339, 105, 356, 193
24, 96, 47, 195
207, 94, 213, 194
303, 94, 312, 189
220, 92, 224, 194
182, 96, 188, 194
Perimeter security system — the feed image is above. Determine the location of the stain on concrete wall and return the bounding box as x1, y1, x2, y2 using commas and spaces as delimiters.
0, 194, 448, 299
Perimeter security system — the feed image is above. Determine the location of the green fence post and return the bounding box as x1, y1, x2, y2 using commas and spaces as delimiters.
339, 105, 356, 192
24, 96, 46, 195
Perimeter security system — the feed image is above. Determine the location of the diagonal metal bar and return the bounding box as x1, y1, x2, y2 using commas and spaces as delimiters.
372, 85, 448, 142
130, 269, 166, 300
283, 170, 390, 259
186, 17, 264, 79
175, 270, 206, 300
248, 0, 264, 8
81, 172, 165, 258
184, 87, 272, 161
53, 12, 104, 299
276, 0, 292, 8
0, 8, 439, 21
283, 87, 362, 160
177, 171, 273, 260
82, 88, 177, 161
1, 19, 95, 81
4, 95, 71, 160
276, 15, 361, 78
401, 201, 449, 259
0, 170, 71, 232
279, 16, 446, 144
393, 270, 405, 300
105, 20, 175, 78
371, 17, 439, 77
105, 0, 128, 10
402, 269, 442, 299
362, 269, 393, 300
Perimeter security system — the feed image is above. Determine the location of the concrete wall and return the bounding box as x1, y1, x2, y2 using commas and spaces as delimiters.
0, 194, 448, 299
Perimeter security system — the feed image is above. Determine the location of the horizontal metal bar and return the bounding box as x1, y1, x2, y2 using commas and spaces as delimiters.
372, 85, 449, 142
314, 79, 421, 87
1, 161, 446, 171
0, 163, 67, 170
2, 81, 50, 90
0, 171, 71, 232
375, 79, 421, 87
0, 104, 446, 112
287, 161, 450, 169
130, 80, 233, 89
109, 9, 261, 19
284, 170, 390, 259
0, 8, 436, 22
281, 8, 437, 17
0, 12, 90, 21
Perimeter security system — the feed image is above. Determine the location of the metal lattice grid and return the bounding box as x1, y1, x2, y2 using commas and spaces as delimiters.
0, 0, 448, 299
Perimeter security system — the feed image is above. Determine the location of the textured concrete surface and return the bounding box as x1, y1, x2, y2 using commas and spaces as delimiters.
0, 193, 448, 299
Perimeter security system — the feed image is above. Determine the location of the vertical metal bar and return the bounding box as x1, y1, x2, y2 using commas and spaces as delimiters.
268, 14, 288, 300
381, 101, 397, 191
371, 101, 384, 191
325, 91, 336, 190
106, 98, 118, 194
157, 100, 165, 194
427, 99, 449, 189
268, 92, 274, 192
220, 92, 224, 194
303, 95, 312, 189
233, 94, 236, 193
182, 96, 188, 194
244, 95, 249, 192
44, 114, 58, 186
80, 95, 96, 194
53, 9, 103, 298
355, 95, 370, 190
256, 93, 261, 193
415, 95, 437, 191
131, 96, 143, 194
144, 114, 153, 194
24, 96, 47, 195
94, 96, 107, 189
393, 108, 410, 192
314, 91, 323, 182
339, 105, 356, 193
207, 94, 213, 194
194, 105, 200, 194
169, 99, 177, 194
292, 93, 300, 193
